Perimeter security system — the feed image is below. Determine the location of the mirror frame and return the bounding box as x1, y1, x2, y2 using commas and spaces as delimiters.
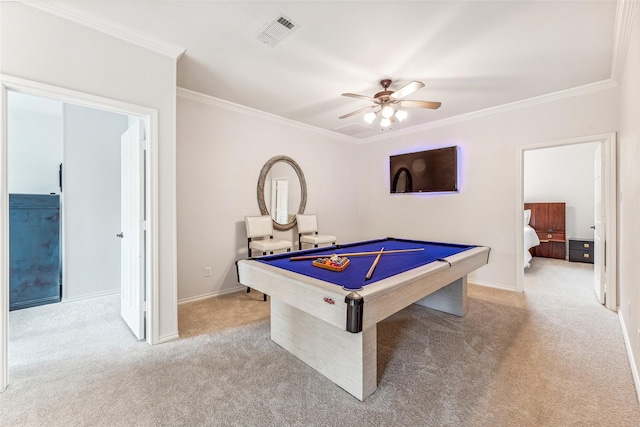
257, 155, 307, 231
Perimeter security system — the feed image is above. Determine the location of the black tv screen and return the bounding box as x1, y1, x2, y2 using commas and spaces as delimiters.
390, 146, 458, 193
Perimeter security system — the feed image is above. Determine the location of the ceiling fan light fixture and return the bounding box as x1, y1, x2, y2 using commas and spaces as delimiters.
395, 110, 408, 122
339, 79, 440, 131
381, 105, 395, 119
364, 111, 377, 124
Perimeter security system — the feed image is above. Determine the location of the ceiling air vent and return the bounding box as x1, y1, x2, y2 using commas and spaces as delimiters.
256, 14, 300, 47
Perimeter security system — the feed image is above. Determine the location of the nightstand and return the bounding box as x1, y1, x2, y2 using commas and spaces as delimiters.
568, 238, 594, 264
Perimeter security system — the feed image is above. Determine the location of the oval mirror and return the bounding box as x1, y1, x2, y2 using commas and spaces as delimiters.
257, 155, 307, 231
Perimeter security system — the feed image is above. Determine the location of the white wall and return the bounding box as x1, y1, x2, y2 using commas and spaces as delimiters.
176, 91, 360, 302
1, 2, 179, 340
524, 142, 599, 241
356, 88, 619, 290
7, 92, 63, 194
176, 86, 619, 301
618, 2, 640, 394
63, 104, 127, 300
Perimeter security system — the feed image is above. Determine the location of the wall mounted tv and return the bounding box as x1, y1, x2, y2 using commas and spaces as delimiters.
390, 146, 458, 194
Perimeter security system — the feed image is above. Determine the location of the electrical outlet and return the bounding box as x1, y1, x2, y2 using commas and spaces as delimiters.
205, 267, 211, 277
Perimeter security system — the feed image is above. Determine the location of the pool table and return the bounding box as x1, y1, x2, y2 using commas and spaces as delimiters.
236, 237, 490, 401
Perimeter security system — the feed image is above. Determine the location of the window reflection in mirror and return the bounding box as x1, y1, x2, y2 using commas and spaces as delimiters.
263, 162, 301, 225
257, 156, 307, 231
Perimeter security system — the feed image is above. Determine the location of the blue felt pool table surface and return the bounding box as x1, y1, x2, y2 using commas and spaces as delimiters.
256, 237, 476, 290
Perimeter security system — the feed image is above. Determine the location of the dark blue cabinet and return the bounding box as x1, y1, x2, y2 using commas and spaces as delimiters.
9, 194, 61, 310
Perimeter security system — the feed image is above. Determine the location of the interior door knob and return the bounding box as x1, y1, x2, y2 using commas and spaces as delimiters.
116, 232, 124, 238
590, 225, 596, 230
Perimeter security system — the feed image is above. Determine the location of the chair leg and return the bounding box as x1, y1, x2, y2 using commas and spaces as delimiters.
246, 287, 268, 301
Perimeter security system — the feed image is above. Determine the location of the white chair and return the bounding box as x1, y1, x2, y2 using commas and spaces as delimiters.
245, 215, 292, 256
245, 215, 292, 301
296, 214, 336, 250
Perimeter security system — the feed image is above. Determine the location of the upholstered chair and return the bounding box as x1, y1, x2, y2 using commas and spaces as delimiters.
245, 215, 292, 300
296, 214, 336, 250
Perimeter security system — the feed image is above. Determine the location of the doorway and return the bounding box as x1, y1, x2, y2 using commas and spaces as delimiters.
1, 75, 160, 392
516, 133, 617, 311
8, 92, 132, 309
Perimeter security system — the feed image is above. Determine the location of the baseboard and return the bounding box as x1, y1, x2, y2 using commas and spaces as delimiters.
618, 311, 640, 404
468, 279, 518, 292
157, 332, 180, 343
62, 289, 119, 303
177, 285, 246, 305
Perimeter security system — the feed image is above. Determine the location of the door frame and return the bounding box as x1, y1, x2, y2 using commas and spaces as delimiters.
515, 132, 617, 311
0, 74, 160, 391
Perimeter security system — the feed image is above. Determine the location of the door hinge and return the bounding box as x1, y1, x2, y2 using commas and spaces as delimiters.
141, 300, 147, 313
142, 220, 147, 230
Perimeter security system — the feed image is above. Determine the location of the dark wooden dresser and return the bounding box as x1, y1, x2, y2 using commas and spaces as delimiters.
569, 238, 594, 264
9, 194, 61, 310
524, 202, 566, 260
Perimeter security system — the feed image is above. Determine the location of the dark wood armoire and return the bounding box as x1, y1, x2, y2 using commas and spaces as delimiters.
524, 202, 566, 260
9, 194, 61, 310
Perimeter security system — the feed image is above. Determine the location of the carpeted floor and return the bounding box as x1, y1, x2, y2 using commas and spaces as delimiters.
1, 257, 639, 426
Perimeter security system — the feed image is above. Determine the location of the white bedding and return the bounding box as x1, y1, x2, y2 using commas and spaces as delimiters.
524, 224, 540, 268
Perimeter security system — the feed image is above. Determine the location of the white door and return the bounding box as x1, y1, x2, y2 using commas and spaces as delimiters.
120, 119, 145, 340
593, 143, 605, 304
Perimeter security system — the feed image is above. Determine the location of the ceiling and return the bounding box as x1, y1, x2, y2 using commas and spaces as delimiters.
56, 1, 617, 140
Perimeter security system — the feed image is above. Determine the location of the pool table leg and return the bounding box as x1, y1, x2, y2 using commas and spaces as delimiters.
414, 276, 467, 316
270, 297, 377, 401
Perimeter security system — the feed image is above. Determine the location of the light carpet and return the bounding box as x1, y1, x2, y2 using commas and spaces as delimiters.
1, 257, 639, 426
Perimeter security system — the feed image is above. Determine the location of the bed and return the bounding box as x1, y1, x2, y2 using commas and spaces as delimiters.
524, 209, 540, 268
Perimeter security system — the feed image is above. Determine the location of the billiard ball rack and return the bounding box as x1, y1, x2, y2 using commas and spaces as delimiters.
312, 256, 350, 271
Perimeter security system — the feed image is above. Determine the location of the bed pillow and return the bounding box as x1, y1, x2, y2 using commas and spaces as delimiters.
524, 209, 531, 225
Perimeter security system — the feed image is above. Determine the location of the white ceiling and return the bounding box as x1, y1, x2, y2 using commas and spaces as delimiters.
59, 1, 617, 140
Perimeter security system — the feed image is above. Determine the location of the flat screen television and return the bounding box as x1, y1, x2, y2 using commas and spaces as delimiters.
390, 146, 458, 194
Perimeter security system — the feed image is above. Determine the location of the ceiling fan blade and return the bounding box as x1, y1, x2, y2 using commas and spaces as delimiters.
390, 81, 425, 100
339, 104, 377, 119
399, 100, 442, 109
341, 93, 377, 102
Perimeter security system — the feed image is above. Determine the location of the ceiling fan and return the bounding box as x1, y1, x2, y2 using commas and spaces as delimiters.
339, 79, 441, 127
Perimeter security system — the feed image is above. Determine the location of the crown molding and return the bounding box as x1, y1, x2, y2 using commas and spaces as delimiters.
364, 79, 619, 143
611, 0, 637, 82
25, 1, 185, 60
176, 87, 355, 143
179, 78, 617, 144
